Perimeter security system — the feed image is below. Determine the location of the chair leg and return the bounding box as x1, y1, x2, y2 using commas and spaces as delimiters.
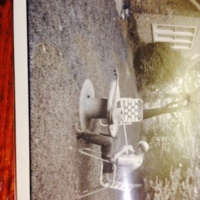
75, 185, 107, 199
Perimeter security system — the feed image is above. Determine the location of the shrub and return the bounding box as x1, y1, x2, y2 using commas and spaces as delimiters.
134, 42, 184, 90
145, 165, 200, 200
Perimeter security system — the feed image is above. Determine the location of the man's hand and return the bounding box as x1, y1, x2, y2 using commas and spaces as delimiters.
110, 157, 117, 163
127, 145, 135, 152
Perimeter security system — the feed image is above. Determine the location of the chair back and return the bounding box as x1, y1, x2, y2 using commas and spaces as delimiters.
100, 98, 143, 127
120, 98, 143, 123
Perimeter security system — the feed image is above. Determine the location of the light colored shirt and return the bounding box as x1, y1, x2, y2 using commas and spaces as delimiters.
117, 153, 143, 168
111, 145, 144, 179
117, 154, 143, 179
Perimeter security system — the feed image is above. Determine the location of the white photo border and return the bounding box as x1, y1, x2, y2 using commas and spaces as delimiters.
14, 1, 30, 199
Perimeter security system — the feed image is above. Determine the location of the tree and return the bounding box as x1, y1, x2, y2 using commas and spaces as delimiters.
143, 95, 189, 119
142, 76, 200, 119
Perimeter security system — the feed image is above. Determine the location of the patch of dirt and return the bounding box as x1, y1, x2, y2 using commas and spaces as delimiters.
28, 0, 141, 199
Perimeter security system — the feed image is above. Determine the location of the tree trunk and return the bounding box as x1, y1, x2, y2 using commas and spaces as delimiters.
143, 95, 190, 119
143, 104, 182, 119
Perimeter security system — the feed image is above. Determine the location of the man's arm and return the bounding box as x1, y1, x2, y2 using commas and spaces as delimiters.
111, 145, 135, 163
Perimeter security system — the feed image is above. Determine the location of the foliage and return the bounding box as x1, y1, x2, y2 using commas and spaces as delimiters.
131, 20, 200, 200
142, 136, 189, 182
141, 113, 200, 199
145, 165, 200, 200
134, 42, 184, 91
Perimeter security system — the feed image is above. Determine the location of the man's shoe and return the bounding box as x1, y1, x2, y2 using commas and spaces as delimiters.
76, 128, 84, 139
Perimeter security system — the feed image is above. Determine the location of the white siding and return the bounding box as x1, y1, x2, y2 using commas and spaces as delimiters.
152, 24, 197, 49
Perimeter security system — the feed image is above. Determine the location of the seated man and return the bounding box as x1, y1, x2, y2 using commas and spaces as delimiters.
76, 129, 149, 176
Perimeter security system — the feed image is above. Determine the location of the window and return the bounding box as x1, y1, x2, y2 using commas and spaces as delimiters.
152, 24, 197, 49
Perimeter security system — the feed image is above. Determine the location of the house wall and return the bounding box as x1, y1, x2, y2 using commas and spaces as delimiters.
134, 13, 200, 64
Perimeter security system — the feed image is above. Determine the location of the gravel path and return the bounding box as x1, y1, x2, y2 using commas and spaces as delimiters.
28, 0, 140, 199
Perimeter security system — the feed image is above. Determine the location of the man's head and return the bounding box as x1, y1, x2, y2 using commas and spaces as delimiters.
138, 141, 149, 154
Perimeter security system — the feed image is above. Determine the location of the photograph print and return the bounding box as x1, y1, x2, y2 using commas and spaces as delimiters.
27, 0, 200, 199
